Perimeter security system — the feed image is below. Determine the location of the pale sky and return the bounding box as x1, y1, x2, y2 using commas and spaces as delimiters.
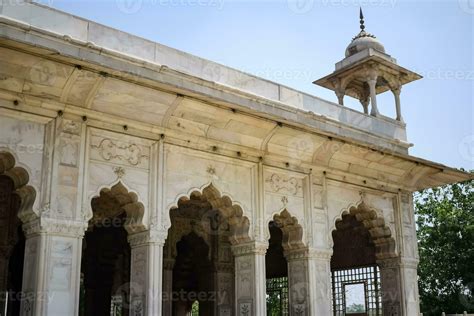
38, 0, 474, 171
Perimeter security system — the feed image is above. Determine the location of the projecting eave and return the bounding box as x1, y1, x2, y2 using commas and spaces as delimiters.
392, 155, 472, 191
301, 136, 472, 192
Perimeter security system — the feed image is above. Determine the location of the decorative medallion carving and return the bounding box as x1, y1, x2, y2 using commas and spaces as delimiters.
61, 120, 81, 135
238, 301, 252, 316
113, 166, 126, 179
266, 173, 302, 196
206, 165, 216, 175
91, 138, 148, 166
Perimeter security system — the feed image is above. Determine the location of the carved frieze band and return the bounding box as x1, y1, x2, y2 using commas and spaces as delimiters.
22, 218, 88, 238
285, 248, 333, 261
231, 241, 268, 257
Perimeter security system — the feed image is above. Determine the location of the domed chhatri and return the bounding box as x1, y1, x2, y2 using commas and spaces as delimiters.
314, 8, 422, 122
345, 8, 386, 57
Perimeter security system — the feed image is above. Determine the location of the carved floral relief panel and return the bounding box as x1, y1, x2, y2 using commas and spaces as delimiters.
400, 193, 418, 259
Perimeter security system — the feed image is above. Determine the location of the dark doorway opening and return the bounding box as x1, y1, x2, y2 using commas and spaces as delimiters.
266, 221, 289, 316
0, 175, 26, 316
80, 214, 131, 316
331, 213, 382, 316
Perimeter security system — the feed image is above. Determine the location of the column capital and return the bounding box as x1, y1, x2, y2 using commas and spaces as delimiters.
285, 247, 333, 261
128, 229, 167, 248
392, 86, 402, 95
231, 241, 268, 256
377, 256, 401, 269
367, 77, 377, 85
377, 256, 419, 269
400, 257, 419, 269
335, 89, 345, 106
22, 217, 88, 238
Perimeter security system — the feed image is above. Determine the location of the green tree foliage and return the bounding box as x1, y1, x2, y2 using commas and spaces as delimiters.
191, 300, 199, 316
347, 303, 365, 312
415, 177, 474, 315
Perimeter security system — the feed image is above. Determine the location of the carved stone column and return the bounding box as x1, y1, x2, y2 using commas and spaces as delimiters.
128, 230, 167, 316
378, 256, 422, 315
285, 248, 332, 316
392, 87, 403, 122
367, 76, 380, 116
20, 218, 87, 316
400, 258, 420, 316
231, 241, 267, 316
397, 192, 421, 315
335, 89, 345, 106
214, 264, 234, 315
162, 258, 174, 316
359, 96, 370, 115
378, 257, 401, 315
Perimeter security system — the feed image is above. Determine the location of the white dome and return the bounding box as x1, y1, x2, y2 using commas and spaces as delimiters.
345, 31, 386, 57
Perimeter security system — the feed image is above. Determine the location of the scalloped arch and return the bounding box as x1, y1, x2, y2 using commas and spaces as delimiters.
0, 150, 36, 223
270, 209, 305, 252
88, 180, 145, 234
166, 182, 250, 245
330, 201, 396, 259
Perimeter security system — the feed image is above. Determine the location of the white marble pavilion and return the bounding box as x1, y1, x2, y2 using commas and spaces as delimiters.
0, 2, 471, 315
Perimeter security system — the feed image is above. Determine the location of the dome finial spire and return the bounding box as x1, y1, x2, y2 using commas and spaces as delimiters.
359, 7, 365, 31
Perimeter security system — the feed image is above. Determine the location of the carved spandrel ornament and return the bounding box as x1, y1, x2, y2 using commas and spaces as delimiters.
130, 298, 144, 316
312, 184, 324, 209
238, 301, 252, 316
265, 173, 302, 196
59, 138, 79, 167
60, 119, 81, 135
90, 137, 149, 168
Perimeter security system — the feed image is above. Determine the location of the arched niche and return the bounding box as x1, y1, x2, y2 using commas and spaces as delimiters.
89, 181, 145, 234
330, 202, 397, 316
331, 202, 396, 260
167, 183, 250, 247
0, 151, 36, 315
80, 181, 146, 316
